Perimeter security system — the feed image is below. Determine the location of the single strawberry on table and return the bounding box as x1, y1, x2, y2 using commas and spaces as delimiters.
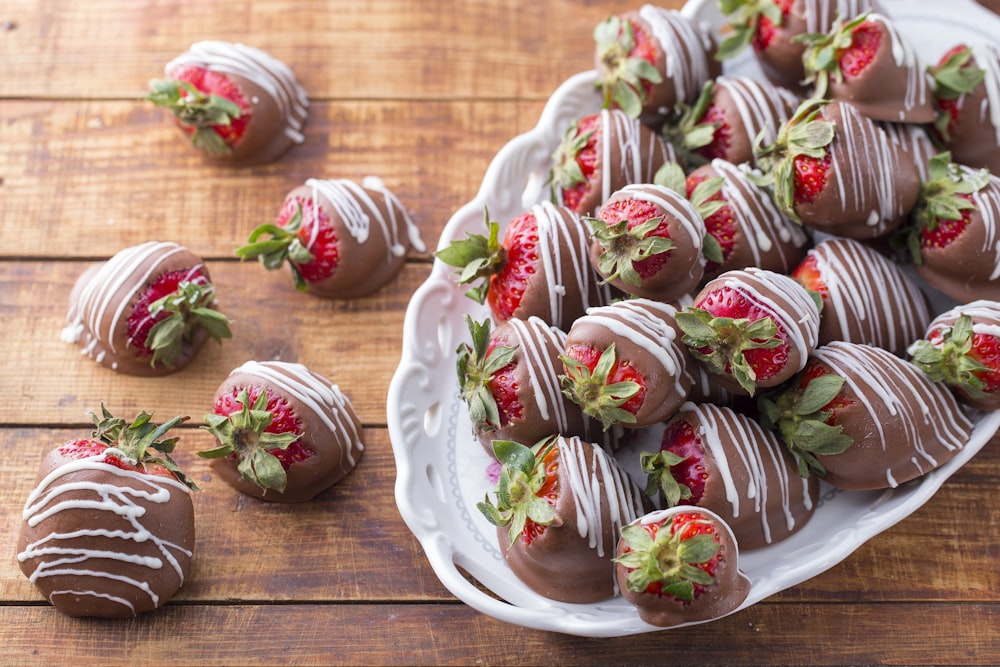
593, 6, 720, 124
17, 406, 196, 618
754, 97, 920, 239
561, 298, 693, 430
613, 506, 750, 628
642, 401, 818, 551
758, 340, 974, 489
900, 152, 1000, 303
199, 360, 365, 502
237, 176, 425, 299
146, 41, 309, 166
677, 267, 821, 396
436, 202, 613, 329
548, 108, 676, 216
909, 299, 1000, 411
61, 240, 232, 376
797, 12, 935, 123
478, 435, 648, 604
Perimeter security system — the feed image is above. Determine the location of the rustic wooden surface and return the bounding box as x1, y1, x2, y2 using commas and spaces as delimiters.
2, 1, 999, 665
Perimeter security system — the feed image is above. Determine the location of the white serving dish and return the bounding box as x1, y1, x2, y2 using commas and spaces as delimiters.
387, 0, 1000, 637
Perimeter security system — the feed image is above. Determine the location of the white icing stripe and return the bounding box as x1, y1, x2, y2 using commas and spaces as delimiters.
530, 202, 603, 326
969, 42, 1000, 146
617, 183, 704, 248
638, 5, 714, 105
598, 109, 671, 208
506, 317, 569, 429
714, 77, 793, 152
870, 14, 929, 120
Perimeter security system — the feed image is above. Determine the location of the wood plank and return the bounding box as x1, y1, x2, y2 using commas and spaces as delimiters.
0, 0, 659, 100
0, 601, 996, 666
0, 99, 551, 259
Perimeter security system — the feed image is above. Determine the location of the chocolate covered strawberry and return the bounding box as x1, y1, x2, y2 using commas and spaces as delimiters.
879, 121, 938, 182
548, 108, 676, 216
791, 237, 930, 355
478, 435, 648, 604
147, 41, 308, 166
909, 300, 1000, 411
677, 267, 821, 396
665, 75, 799, 169
17, 406, 196, 618
561, 298, 692, 429
436, 203, 613, 329
237, 177, 425, 299
755, 98, 920, 239
200, 360, 364, 502
614, 506, 750, 628
902, 152, 1000, 303
593, 7, 720, 123
759, 340, 974, 489
456, 315, 592, 455
61, 241, 231, 376
929, 42, 1000, 174
587, 179, 708, 302
687, 158, 809, 282
798, 12, 934, 123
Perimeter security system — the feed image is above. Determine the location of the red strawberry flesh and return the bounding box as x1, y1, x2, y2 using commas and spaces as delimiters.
687, 172, 735, 272
560, 115, 601, 212
792, 152, 831, 205
839, 19, 882, 79
921, 193, 972, 249
599, 197, 672, 279
521, 447, 559, 545
565, 343, 647, 415
695, 103, 732, 162
126, 267, 210, 355
57, 439, 175, 478
214, 385, 314, 468
696, 287, 790, 383
791, 253, 829, 299
280, 196, 340, 283
488, 212, 539, 321
929, 327, 1000, 394
165, 64, 251, 145
485, 337, 524, 427
640, 511, 720, 599
660, 419, 708, 504
753, 0, 793, 51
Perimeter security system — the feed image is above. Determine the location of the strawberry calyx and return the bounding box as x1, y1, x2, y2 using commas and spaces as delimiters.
661, 162, 727, 265
757, 368, 853, 476
614, 512, 720, 600
910, 314, 996, 399
549, 118, 597, 206
716, 0, 786, 60
456, 316, 519, 434
796, 12, 875, 100
237, 201, 321, 291
903, 152, 989, 263
753, 98, 835, 223
930, 45, 985, 142
434, 208, 507, 306
661, 81, 721, 170
560, 343, 643, 430
77, 404, 196, 490
146, 78, 245, 155
144, 278, 232, 369
593, 15, 664, 119
587, 210, 673, 287
477, 438, 561, 545
199, 387, 303, 493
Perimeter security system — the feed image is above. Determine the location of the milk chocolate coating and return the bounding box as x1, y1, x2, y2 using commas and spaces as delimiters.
918, 299, 1000, 411
803, 237, 931, 356
209, 360, 364, 502
795, 100, 920, 239
557, 109, 676, 217
663, 402, 818, 550
701, 76, 799, 168
61, 241, 218, 376
941, 43, 1000, 175
590, 184, 706, 302
693, 159, 809, 283
473, 317, 592, 454
564, 298, 692, 427
284, 177, 425, 299
808, 341, 974, 490
164, 41, 309, 166
498, 435, 648, 604
615, 507, 750, 627
880, 121, 937, 182
826, 14, 935, 124
17, 448, 195, 618
914, 170, 1000, 303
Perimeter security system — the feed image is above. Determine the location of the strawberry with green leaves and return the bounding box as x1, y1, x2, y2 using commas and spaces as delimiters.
436, 203, 612, 329
614, 506, 750, 627
909, 300, 1000, 411
593, 7, 720, 124
200, 360, 364, 503
797, 12, 934, 123
548, 109, 675, 216
561, 298, 692, 430
17, 406, 196, 618
759, 340, 973, 489
147, 41, 308, 166
677, 267, 821, 396
643, 402, 818, 551
479, 435, 648, 604
62, 241, 231, 377
754, 97, 920, 239
901, 152, 1000, 303
929, 42, 999, 174
456, 315, 591, 455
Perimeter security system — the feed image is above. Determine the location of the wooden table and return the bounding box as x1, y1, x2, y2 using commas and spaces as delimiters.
2, 1, 998, 664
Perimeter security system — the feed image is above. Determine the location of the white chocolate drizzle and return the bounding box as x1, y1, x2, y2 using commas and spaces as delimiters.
638, 5, 716, 105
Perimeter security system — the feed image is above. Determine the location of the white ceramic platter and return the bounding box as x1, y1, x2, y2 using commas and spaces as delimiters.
387, 0, 1000, 638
